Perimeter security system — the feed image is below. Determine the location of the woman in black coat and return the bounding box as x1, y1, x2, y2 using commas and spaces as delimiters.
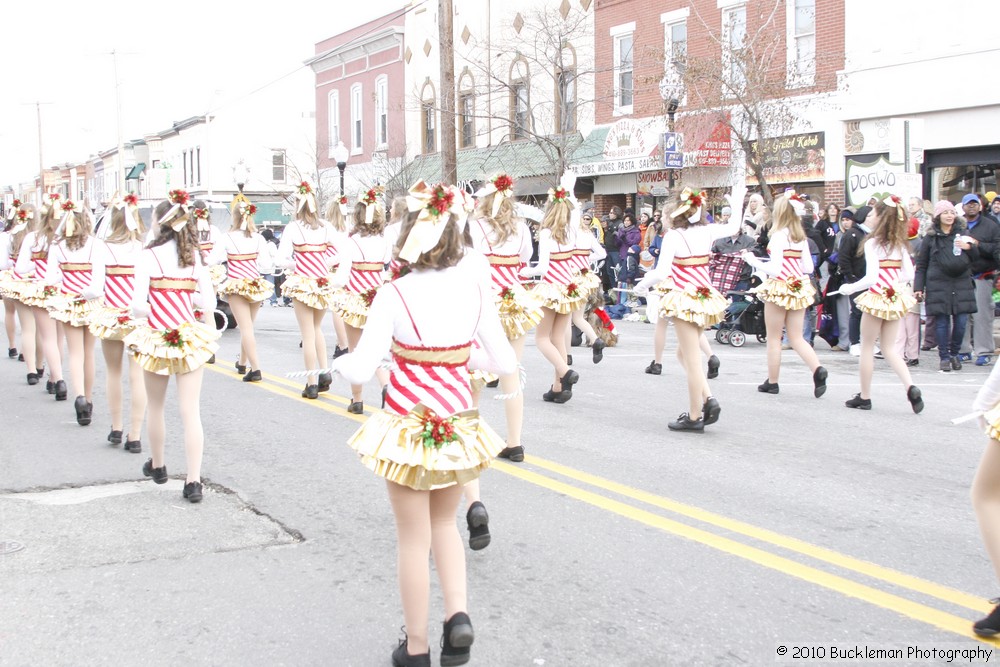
914, 201, 978, 372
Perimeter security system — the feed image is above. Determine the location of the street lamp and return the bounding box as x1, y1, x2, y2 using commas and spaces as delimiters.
659, 67, 685, 191
233, 160, 250, 194
333, 141, 350, 196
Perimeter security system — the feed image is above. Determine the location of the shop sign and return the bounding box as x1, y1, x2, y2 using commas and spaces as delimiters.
689, 122, 731, 167
746, 132, 825, 185
574, 155, 661, 177
637, 170, 676, 196
845, 156, 923, 207
603, 119, 658, 161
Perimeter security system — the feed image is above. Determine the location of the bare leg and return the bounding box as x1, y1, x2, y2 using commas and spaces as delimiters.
312, 307, 328, 370
3, 298, 15, 350
463, 479, 480, 505
571, 308, 598, 346
15, 301, 36, 376
229, 295, 261, 370
331, 310, 349, 351
972, 441, 1000, 584
534, 310, 570, 390
698, 332, 712, 358
386, 481, 433, 655
763, 302, 786, 383
143, 371, 169, 468
430, 484, 468, 619
879, 319, 913, 389
33, 306, 63, 382
786, 308, 821, 372
346, 324, 364, 402
127, 355, 148, 439
858, 313, 881, 399
293, 300, 319, 385
102, 339, 125, 430
501, 336, 527, 447
64, 325, 86, 398
653, 318, 668, 364
550, 312, 571, 390
177, 367, 206, 483
674, 319, 708, 418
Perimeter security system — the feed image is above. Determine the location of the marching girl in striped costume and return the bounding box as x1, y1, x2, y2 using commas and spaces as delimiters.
743, 193, 828, 398
1, 202, 24, 359
192, 200, 226, 286
838, 196, 923, 413
15, 195, 67, 400
330, 188, 392, 414
332, 180, 516, 667
86, 194, 147, 452
218, 200, 273, 382
635, 186, 744, 432
125, 191, 220, 503
324, 196, 351, 359
569, 202, 607, 363
520, 176, 587, 404
46, 201, 101, 425
278, 182, 339, 399
469, 173, 542, 462
0, 204, 43, 384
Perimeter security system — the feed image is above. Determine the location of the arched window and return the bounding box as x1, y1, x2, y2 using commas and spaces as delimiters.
350, 83, 363, 152
458, 70, 475, 149
374, 75, 389, 148
421, 81, 437, 154
509, 58, 530, 140
555, 44, 577, 134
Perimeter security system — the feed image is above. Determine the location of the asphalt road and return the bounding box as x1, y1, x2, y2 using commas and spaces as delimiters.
2, 305, 1000, 666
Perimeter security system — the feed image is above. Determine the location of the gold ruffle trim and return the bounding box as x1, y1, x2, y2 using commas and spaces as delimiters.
529, 281, 587, 315
218, 277, 272, 302
496, 286, 544, 340
331, 288, 373, 328
752, 278, 817, 311
124, 320, 220, 375
348, 407, 505, 491
854, 289, 915, 322
281, 274, 334, 310
208, 265, 227, 288
47, 294, 100, 327
986, 405, 1000, 441
0, 270, 33, 301
89, 305, 137, 341
18, 284, 58, 309
659, 285, 728, 327
469, 369, 498, 392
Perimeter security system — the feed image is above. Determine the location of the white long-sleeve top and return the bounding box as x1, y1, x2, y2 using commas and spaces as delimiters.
333, 252, 517, 390
82, 239, 143, 302
330, 233, 392, 289
220, 231, 274, 276
839, 239, 914, 296
14, 231, 51, 279
45, 237, 98, 294
574, 226, 607, 267
520, 227, 578, 281
0, 232, 11, 271
276, 220, 341, 272
130, 241, 217, 320
469, 217, 534, 263
743, 227, 815, 278
975, 363, 1000, 415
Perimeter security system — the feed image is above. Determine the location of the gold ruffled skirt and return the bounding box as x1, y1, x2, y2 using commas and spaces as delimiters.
124, 320, 221, 375
986, 405, 1000, 441
469, 369, 499, 392
573, 269, 603, 297
19, 284, 59, 309
530, 281, 588, 315
47, 294, 100, 327
348, 406, 505, 491
855, 289, 915, 321
219, 277, 272, 302
495, 286, 544, 340
208, 265, 227, 289
0, 270, 32, 301
89, 305, 137, 341
331, 287, 375, 328
752, 277, 816, 311
281, 274, 334, 310
659, 285, 729, 327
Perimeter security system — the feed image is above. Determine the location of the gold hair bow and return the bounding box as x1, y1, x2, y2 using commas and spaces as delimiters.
671, 187, 706, 221
359, 187, 384, 227
399, 180, 473, 263
883, 195, 906, 222
58, 201, 79, 237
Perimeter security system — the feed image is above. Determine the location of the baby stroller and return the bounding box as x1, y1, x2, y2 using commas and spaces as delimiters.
715, 288, 766, 347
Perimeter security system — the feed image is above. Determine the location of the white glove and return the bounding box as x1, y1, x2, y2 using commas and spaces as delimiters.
519, 266, 537, 279
634, 277, 655, 296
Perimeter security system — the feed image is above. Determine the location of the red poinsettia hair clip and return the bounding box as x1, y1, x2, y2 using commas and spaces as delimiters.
48, 193, 61, 201
245, 203, 257, 216
123, 193, 139, 207
298, 181, 312, 195
61, 201, 76, 212
17, 209, 29, 222
427, 183, 455, 217
361, 189, 378, 206
548, 187, 570, 203
492, 173, 514, 194
168, 189, 190, 206
11, 199, 21, 208
671, 187, 707, 221
191, 207, 208, 220
339, 195, 348, 206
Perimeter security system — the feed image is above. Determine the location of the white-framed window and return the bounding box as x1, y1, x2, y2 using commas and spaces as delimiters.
786, 0, 816, 87
611, 22, 635, 115
556, 69, 577, 134
374, 76, 388, 149
196, 146, 201, 186
661, 9, 689, 69
182, 150, 188, 187
327, 91, 340, 157
421, 83, 436, 154
272, 150, 286, 183
350, 83, 363, 154
721, 3, 747, 95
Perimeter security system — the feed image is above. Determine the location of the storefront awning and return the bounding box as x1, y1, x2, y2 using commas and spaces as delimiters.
125, 163, 146, 180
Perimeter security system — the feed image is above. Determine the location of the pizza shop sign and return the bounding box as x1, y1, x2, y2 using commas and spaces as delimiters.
603, 119, 657, 161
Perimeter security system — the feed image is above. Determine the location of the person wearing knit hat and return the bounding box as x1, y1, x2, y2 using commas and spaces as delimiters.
988, 193, 1000, 224
838, 205, 875, 354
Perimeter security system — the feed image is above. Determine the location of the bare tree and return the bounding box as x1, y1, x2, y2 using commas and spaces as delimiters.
658, 0, 840, 205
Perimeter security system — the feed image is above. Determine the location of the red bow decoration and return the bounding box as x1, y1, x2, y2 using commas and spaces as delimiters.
428, 184, 455, 217
418, 408, 460, 449
788, 278, 803, 293
566, 283, 580, 298
695, 285, 711, 301
116, 314, 131, 325
499, 286, 514, 301
361, 288, 378, 307
883, 285, 897, 302
390, 263, 411, 281
316, 276, 329, 288
162, 328, 184, 348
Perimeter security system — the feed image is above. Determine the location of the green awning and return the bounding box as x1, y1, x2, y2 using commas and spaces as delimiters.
125, 163, 146, 180
251, 202, 289, 224
569, 127, 609, 165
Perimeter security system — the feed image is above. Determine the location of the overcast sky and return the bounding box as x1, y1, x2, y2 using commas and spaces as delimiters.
0, 0, 415, 187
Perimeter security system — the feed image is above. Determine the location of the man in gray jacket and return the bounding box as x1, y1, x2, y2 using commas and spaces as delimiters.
959, 193, 1000, 365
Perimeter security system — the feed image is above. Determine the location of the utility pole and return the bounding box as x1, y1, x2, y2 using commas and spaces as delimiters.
24, 102, 53, 203
111, 50, 126, 195
439, 0, 457, 184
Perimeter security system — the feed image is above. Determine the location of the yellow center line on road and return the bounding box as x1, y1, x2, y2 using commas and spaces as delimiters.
206, 365, 995, 634
495, 461, 1000, 645
520, 455, 991, 615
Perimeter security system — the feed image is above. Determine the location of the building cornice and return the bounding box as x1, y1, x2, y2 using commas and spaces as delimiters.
306, 27, 404, 74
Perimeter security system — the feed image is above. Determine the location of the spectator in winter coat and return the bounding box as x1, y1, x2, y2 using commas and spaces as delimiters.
816, 203, 841, 267
614, 212, 642, 281
600, 206, 622, 289
958, 193, 1000, 365
743, 193, 767, 238
838, 205, 873, 353
909, 197, 933, 237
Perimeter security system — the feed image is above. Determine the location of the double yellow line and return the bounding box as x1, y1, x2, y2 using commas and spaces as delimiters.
209, 364, 999, 643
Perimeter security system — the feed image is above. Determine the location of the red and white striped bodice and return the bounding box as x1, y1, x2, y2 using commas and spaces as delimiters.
104, 266, 134, 308
59, 262, 92, 295
226, 253, 259, 281
776, 248, 807, 281
293, 243, 329, 279
384, 339, 473, 417
31, 251, 48, 281
147, 275, 197, 330
542, 243, 577, 286
670, 255, 712, 291
485, 254, 523, 289
346, 239, 385, 294
868, 259, 904, 294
